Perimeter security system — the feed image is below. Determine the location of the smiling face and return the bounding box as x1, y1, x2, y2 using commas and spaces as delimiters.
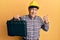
28, 8, 38, 18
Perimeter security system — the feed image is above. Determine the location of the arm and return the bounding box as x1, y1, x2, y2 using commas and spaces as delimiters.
41, 21, 49, 31
40, 17, 49, 31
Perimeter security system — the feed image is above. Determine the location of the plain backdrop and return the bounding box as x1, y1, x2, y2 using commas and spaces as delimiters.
0, 0, 60, 40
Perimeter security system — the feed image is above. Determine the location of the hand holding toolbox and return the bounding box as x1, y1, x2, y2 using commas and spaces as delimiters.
6, 19, 27, 37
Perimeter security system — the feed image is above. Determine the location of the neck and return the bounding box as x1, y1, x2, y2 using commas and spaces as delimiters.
29, 15, 36, 19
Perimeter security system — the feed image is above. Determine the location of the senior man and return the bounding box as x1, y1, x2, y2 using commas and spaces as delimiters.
13, 0, 49, 40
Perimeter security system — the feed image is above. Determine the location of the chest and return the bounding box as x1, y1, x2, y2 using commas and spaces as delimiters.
25, 19, 42, 31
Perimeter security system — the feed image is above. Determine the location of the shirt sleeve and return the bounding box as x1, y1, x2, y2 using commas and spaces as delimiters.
39, 17, 49, 31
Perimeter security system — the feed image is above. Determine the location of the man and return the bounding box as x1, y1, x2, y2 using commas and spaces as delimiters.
13, 0, 49, 40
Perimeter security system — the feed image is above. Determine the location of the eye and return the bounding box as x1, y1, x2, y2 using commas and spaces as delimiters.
35, 9, 38, 11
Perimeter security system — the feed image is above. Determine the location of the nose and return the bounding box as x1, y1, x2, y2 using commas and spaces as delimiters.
32, 9, 35, 13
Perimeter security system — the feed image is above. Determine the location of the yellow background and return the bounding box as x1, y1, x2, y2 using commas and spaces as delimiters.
0, 0, 60, 40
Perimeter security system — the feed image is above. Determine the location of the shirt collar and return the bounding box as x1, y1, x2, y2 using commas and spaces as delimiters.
28, 15, 37, 20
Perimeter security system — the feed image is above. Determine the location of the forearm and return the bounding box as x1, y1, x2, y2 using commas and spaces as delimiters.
41, 23, 49, 31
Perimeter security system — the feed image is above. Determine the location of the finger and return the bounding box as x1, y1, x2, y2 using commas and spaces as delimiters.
45, 15, 48, 17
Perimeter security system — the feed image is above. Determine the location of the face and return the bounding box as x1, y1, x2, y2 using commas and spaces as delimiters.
28, 8, 38, 18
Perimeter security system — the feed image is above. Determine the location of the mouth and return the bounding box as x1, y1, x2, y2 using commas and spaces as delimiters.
32, 13, 36, 15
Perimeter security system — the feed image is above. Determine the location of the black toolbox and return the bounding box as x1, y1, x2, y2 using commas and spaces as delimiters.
6, 19, 27, 37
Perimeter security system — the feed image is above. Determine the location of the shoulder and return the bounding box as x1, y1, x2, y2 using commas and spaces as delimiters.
20, 15, 28, 20
36, 16, 42, 20
20, 15, 28, 18
36, 16, 44, 24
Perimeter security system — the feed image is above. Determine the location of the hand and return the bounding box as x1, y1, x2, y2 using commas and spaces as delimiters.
43, 15, 49, 23
13, 15, 20, 20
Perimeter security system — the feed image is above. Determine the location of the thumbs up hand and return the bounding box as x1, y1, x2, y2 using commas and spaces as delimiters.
43, 15, 49, 23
